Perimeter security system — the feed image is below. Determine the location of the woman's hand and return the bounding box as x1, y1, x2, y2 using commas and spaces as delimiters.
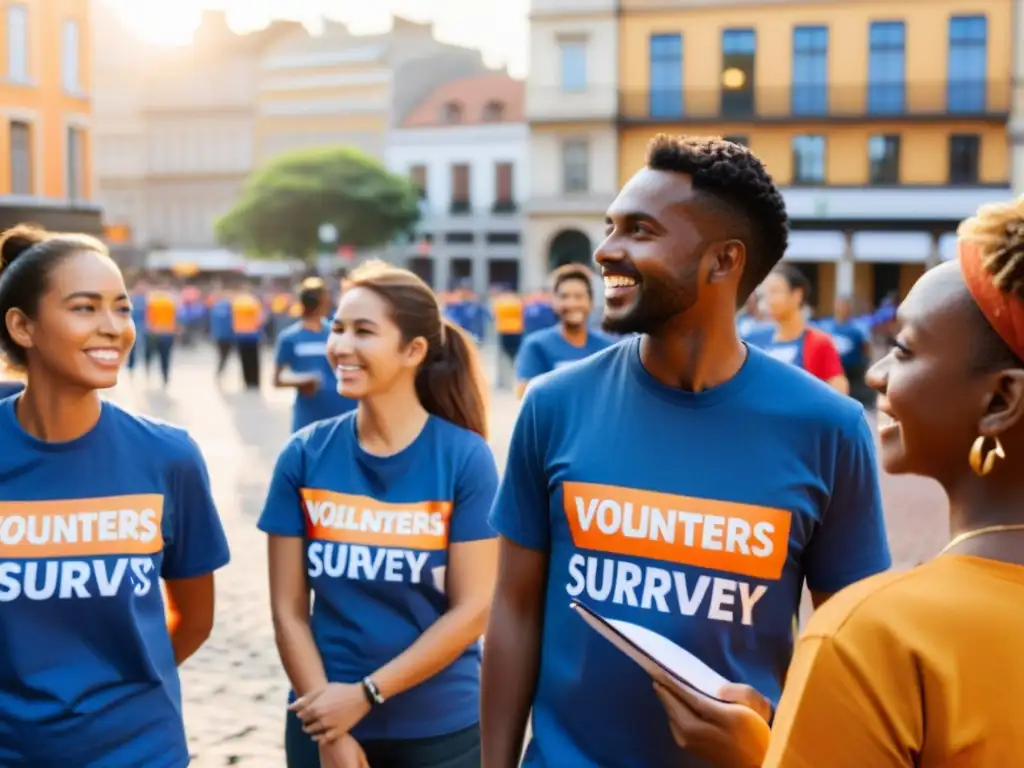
290, 683, 371, 744
653, 681, 773, 768
318, 734, 369, 768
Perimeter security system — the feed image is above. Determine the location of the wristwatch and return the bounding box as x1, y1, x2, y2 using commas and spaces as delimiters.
361, 676, 385, 706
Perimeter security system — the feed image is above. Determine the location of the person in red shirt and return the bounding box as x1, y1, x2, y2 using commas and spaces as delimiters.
747, 263, 848, 394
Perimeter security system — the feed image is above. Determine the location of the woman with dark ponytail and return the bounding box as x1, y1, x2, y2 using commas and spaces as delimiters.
259, 260, 498, 768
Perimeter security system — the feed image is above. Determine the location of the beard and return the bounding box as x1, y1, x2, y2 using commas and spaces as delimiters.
601, 268, 699, 335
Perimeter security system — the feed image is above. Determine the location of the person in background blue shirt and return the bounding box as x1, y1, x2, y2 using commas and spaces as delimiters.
209, 287, 236, 380
0, 223, 230, 767
816, 295, 875, 408
523, 289, 558, 336
273, 278, 356, 433
259, 260, 499, 768
127, 276, 148, 375
515, 263, 615, 399
481, 135, 891, 768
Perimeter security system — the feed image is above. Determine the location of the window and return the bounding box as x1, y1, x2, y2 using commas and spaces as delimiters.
948, 134, 980, 184
868, 135, 900, 184
482, 101, 505, 122
450, 163, 470, 213
67, 126, 84, 200
868, 21, 905, 114
62, 19, 79, 92
562, 140, 589, 193
721, 29, 756, 117
409, 164, 427, 199
723, 135, 748, 146
948, 16, 987, 113
792, 135, 826, 185
649, 33, 683, 118
440, 102, 462, 124
9, 120, 32, 194
792, 27, 828, 116
559, 39, 587, 92
7, 4, 29, 83
494, 162, 515, 211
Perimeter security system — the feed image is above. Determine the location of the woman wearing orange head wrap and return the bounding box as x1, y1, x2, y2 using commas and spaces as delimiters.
649, 197, 1024, 767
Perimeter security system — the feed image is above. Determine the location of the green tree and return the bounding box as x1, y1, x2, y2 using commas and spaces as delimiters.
215, 146, 421, 261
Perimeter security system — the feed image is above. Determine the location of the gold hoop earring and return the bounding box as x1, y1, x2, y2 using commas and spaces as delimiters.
969, 435, 1006, 477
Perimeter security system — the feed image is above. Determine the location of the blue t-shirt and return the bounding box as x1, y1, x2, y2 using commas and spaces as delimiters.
524, 302, 558, 336
736, 313, 772, 341
0, 380, 24, 398
257, 413, 499, 740
209, 299, 234, 342
275, 320, 356, 433
0, 399, 231, 767
816, 318, 869, 369
489, 338, 890, 768
744, 326, 804, 368
515, 326, 616, 382
130, 293, 148, 335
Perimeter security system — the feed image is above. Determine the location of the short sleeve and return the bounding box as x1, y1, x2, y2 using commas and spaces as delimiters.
764, 627, 920, 767
487, 389, 551, 551
515, 337, 548, 381
161, 436, 231, 580
805, 331, 844, 381
802, 409, 891, 593
448, 439, 499, 543
257, 439, 307, 537
275, 332, 296, 368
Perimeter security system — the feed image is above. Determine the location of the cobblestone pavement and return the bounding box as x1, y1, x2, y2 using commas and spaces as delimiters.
106, 344, 948, 766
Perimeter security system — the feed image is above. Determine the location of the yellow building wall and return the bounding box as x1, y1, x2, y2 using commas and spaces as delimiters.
617, 0, 1011, 187
0, 0, 92, 199
619, 122, 1007, 187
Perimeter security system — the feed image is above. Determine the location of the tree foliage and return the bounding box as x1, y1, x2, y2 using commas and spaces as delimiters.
215, 146, 421, 260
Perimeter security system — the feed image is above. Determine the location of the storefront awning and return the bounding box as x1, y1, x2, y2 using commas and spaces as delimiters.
851, 231, 933, 264
784, 230, 845, 262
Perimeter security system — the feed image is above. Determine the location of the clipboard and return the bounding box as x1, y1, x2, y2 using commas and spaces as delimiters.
570, 598, 731, 703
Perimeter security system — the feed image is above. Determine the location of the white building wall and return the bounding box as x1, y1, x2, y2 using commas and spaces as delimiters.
385, 122, 529, 210
384, 122, 528, 292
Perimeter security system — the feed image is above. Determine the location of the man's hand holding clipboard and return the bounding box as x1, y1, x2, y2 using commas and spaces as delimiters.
570, 599, 772, 767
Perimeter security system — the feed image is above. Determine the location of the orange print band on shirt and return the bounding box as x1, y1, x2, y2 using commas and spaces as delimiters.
0, 495, 165, 558
301, 489, 452, 551
563, 482, 792, 580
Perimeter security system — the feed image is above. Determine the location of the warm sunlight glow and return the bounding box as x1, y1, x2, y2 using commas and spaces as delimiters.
101, 0, 528, 76
105, 0, 202, 45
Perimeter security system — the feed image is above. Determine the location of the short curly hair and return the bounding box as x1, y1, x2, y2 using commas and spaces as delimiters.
645, 134, 789, 304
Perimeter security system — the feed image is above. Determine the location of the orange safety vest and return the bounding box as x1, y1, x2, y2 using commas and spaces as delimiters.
146, 290, 177, 334
493, 295, 524, 335
270, 293, 292, 314
231, 295, 263, 335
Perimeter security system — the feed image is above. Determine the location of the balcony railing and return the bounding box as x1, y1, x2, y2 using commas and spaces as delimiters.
619, 80, 1011, 123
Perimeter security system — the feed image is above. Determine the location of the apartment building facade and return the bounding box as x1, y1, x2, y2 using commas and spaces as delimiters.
93, 10, 488, 266
523, 0, 620, 294
616, 0, 1013, 314
0, 0, 99, 234
385, 73, 527, 293
256, 18, 488, 164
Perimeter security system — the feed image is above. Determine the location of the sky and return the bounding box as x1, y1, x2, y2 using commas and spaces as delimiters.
106, 0, 529, 77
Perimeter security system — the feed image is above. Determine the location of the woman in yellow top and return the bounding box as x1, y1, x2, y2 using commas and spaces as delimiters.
654, 196, 1024, 767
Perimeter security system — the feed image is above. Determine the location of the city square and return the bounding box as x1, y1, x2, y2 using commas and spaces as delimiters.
105, 344, 949, 767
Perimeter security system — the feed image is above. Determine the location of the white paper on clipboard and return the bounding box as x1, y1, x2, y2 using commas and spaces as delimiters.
570, 599, 732, 702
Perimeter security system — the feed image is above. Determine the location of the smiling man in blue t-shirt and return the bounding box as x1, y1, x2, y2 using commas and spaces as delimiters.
481, 135, 892, 768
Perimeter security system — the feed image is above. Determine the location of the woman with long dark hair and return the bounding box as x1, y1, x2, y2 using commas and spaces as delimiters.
259, 260, 499, 768
0, 224, 230, 766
